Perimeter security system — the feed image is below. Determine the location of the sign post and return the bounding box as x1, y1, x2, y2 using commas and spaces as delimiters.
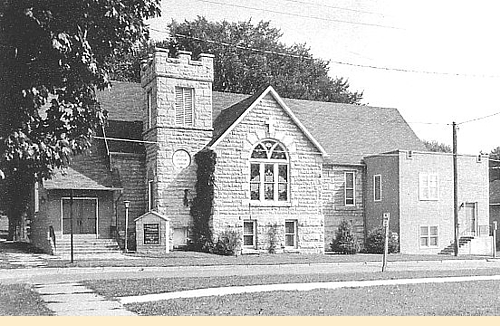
382, 213, 390, 272
493, 221, 498, 259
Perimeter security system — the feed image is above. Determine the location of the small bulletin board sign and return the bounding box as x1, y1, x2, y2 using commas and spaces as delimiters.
134, 211, 171, 253
144, 223, 160, 244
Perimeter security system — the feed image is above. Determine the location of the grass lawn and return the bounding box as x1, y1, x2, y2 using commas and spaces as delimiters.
84, 268, 500, 298
126, 280, 500, 316
0, 284, 53, 316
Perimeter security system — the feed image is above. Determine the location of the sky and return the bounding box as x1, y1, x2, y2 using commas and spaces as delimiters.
147, 0, 500, 155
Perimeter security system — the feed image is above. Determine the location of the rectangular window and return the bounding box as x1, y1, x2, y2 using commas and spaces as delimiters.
146, 90, 152, 129
243, 220, 256, 248
175, 87, 194, 126
419, 173, 438, 200
285, 220, 297, 248
250, 163, 288, 202
34, 182, 39, 212
420, 226, 438, 247
374, 175, 382, 202
345, 172, 355, 206
148, 180, 154, 211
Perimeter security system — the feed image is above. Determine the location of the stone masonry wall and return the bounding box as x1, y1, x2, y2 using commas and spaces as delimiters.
212, 93, 325, 254
322, 164, 365, 250
141, 49, 214, 245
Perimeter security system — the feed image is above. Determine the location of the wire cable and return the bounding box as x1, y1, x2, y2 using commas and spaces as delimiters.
278, 0, 387, 17
156, 32, 500, 79
190, 0, 402, 30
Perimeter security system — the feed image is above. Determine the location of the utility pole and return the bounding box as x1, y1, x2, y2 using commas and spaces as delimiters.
70, 189, 74, 263
453, 122, 459, 256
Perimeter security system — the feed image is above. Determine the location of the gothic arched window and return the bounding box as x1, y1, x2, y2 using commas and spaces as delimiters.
250, 140, 289, 202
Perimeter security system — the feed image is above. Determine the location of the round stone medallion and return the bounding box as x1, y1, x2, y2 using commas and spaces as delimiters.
172, 149, 191, 169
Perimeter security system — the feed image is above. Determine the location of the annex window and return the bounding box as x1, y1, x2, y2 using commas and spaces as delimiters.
419, 173, 438, 200
420, 226, 438, 247
285, 220, 297, 248
345, 172, 355, 206
374, 175, 382, 202
146, 90, 152, 129
148, 180, 155, 211
175, 87, 194, 126
250, 140, 289, 202
243, 220, 256, 248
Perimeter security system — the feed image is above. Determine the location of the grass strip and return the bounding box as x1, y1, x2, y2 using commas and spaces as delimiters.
0, 284, 54, 316
125, 280, 500, 316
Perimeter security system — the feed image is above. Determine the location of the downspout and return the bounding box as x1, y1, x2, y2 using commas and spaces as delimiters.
362, 161, 368, 248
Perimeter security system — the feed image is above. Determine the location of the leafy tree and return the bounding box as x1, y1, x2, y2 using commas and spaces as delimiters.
423, 140, 452, 153
0, 0, 161, 240
111, 17, 363, 104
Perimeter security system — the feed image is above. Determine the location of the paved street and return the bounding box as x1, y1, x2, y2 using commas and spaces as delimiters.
2, 258, 500, 285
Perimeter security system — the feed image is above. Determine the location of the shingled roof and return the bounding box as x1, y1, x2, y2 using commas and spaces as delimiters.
44, 145, 122, 190
97, 81, 425, 165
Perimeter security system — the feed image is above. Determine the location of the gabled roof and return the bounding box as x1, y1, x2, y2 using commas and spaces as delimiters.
98, 81, 426, 165
134, 210, 171, 222
209, 85, 327, 156
98, 81, 143, 121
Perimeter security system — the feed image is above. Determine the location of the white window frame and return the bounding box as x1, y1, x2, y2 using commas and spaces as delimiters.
60, 197, 99, 235
250, 140, 289, 204
146, 89, 152, 129
420, 225, 438, 248
175, 87, 194, 126
284, 220, 298, 248
243, 220, 257, 248
419, 173, 439, 201
373, 174, 382, 202
344, 171, 355, 206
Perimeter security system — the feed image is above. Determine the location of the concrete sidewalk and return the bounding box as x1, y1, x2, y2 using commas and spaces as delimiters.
34, 282, 136, 316
118, 274, 500, 304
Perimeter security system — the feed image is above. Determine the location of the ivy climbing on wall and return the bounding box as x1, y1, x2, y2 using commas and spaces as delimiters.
190, 149, 217, 252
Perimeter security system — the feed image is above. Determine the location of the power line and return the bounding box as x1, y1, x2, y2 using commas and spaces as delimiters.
457, 110, 500, 125
277, 0, 387, 17
191, 0, 402, 30
331, 60, 500, 79
157, 32, 500, 79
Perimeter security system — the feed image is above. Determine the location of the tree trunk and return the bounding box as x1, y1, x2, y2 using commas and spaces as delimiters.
5, 172, 32, 242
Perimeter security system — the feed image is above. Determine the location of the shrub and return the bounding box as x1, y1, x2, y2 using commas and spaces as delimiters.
365, 226, 399, 254
330, 220, 359, 254
267, 223, 279, 254
212, 229, 241, 256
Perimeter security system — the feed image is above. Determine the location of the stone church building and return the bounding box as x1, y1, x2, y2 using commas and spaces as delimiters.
28, 48, 492, 256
